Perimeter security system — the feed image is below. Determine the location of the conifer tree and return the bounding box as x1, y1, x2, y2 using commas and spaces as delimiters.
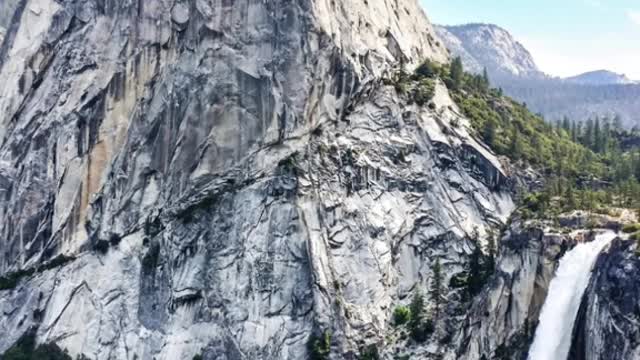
561, 116, 571, 133
467, 227, 484, 297
584, 118, 594, 150
408, 290, 431, 342
482, 67, 490, 90
613, 114, 622, 130
565, 184, 577, 210
430, 258, 444, 319
482, 120, 497, 147
509, 129, 522, 160
571, 120, 578, 142
594, 117, 602, 153
450, 57, 464, 90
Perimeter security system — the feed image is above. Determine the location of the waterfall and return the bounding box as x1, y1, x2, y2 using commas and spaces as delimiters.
528, 231, 616, 360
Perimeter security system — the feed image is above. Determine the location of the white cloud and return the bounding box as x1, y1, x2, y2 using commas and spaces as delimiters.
628, 10, 640, 26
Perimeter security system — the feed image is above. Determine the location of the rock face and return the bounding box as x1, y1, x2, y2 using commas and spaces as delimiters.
0, 0, 20, 47
433, 25, 483, 75
0, 1, 20, 28
435, 24, 543, 79
570, 238, 640, 360
0, 1, 522, 359
454, 221, 579, 360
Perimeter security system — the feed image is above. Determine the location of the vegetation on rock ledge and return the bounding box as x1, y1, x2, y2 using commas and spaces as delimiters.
2, 331, 71, 360
308, 331, 331, 360
0, 255, 75, 291
396, 57, 640, 220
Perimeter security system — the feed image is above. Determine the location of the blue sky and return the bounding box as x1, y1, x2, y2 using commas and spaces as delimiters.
421, 0, 640, 79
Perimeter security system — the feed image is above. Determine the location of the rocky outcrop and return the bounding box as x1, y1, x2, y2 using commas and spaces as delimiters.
454, 221, 597, 360
0, 0, 447, 274
433, 25, 483, 75
0, 1, 521, 359
558, 209, 636, 233
435, 24, 543, 79
570, 238, 640, 360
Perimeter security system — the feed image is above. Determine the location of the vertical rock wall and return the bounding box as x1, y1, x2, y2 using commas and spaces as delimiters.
0, 1, 520, 359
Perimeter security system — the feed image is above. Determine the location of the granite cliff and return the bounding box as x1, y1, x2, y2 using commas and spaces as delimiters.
0, 1, 514, 359
2, 1, 638, 360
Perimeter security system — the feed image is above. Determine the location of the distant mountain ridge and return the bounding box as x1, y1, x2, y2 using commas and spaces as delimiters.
436, 24, 544, 78
436, 23, 640, 127
565, 70, 637, 85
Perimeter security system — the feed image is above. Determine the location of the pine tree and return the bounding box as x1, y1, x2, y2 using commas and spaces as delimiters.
602, 118, 611, 154
613, 114, 622, 130
561, 116, 571, 134
565, 183, 577, 210
450, 57, 464, 90
509, 128, 522, 160
633, 151, 640, 181
408, 290, 431, 342
430, 258, 444, 319
409, 290, 424, 329
467, 227, 484, 297
482, 120, 497, 147
584, 118, 594, 150
594, 117, 602, 153
482, 67, 490, 90
571, 120, 578, 142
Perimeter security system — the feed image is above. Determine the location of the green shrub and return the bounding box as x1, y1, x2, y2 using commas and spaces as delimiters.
2, 331, 71, 360
413, 79, 435, 106
410, 318, 434, 343
41, 255, 75, 272
308, 331, 331, 360
0, 255, 75, 291
449, 272, 468, 289
622, 223, 640, 233
634, 232, 640, 256
94, 239, 110, 254
388, 70, 411, 95
0, 268, 35, 291
359, 344, 380, 360
414, 60, 440, 79
393, 306, 411, 326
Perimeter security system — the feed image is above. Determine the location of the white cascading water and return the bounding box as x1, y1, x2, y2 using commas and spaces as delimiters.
528, 231, 616, 360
